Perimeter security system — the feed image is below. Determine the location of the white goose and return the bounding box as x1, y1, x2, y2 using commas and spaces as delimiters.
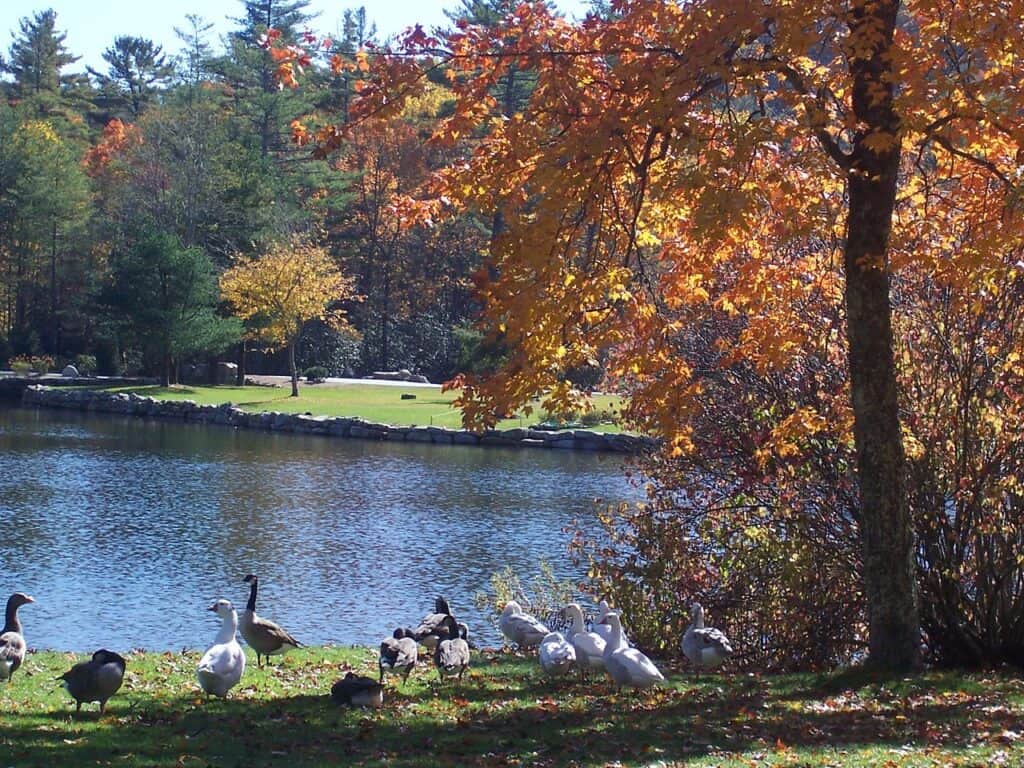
196, 599, 246, 698
592, 600, 631, 647
538, 631, 576, 677
599, 611, 665, 690
498, 601, 549, 649
682, 602, 733, 673
561, 603, 605, 677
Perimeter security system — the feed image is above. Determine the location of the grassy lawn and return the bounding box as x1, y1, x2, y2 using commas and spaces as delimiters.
95, 383, 626, 432
3, 647, 1022, 767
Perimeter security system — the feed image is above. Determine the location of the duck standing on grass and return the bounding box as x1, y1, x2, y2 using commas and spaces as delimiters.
599, 611, 665, 690
197, 599, 246, 698
498, 600, 549, 650
682, 602, 733, 674
379, 628, 418, 685
0, 592, 33, 683
412, 596, 453, 650
538, 630, 576, 677
59, 649, 126, 713
434, 615, 470, 682
239, 574, 302, 668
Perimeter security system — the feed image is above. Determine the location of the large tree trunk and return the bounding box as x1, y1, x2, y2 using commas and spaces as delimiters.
843, 0, 920, 671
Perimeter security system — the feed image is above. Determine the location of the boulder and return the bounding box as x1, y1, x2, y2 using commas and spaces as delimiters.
215, 362, 238, 385
61, 364, 79, 378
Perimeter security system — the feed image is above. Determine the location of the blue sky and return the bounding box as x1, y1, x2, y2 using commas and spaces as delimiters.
2, 0, 591, 74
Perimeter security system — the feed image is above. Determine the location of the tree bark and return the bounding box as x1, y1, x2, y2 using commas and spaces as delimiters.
843, 0, 920, 671
288, 337, 299, 397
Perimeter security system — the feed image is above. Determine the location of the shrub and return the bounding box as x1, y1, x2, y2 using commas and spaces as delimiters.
473, 559, 576, 632
74, 354, 98, 376
31, 355, 54, 374
303, 366, 328, 383
10, 356, 32, 375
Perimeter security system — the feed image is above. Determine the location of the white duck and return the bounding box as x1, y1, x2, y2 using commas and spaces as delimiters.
599, 611, 665, 690
498, 601, 549, 649
682, 602, 733, 674
538, 631, 576, 677
196, 599, 246, 698
592, 600, 631, 647
561, 603, 605, 677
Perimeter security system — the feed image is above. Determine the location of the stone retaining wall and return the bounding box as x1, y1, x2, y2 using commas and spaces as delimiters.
21, 385, 655, 454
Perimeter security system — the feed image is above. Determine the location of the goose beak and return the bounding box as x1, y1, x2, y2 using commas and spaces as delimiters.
25, 595, 35, 603
207, 603, 218, 612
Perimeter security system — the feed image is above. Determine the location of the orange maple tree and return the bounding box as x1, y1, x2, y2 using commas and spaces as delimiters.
275, 0, 1024, 670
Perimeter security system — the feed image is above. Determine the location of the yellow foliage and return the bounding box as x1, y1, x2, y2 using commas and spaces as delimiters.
220, 238, 357, 349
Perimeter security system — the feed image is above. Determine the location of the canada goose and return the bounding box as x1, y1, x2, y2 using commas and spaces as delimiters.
332, 671, 384, 707
379, 628, 418, 684
538, 631, 576, 677
196, 599, 246, 698
600, 611, 665, 690
239, 574, 302, 668
433, 615, 470, 682
59, 649, 126, 713
0, 592, 34, 683
498, 600, 549, 649
682, 602, 733, 673
412, 596, 453, 650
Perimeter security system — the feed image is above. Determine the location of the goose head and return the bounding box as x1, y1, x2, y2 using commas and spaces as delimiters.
598, 610, 623, 632
208, 599, 235, 618
91, 649, 127, 669
435, 596, 450, 614
501, 600, 522, 618
243, 574, 258, 584
559, 603, 585, 630
6, 592, 34, 610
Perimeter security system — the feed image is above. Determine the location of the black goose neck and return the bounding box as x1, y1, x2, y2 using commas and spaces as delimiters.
3, 596, 21, 634
246, 578, 258, 612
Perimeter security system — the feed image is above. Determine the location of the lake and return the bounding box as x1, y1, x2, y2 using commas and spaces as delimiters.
0, 405, 641, 651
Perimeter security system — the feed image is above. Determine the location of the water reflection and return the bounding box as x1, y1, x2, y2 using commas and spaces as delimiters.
0, 406, 639, 651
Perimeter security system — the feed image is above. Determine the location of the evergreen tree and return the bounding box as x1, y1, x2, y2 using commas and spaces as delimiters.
89, 36, 174, 117
106, 231, 239, 386
3, 10, 81, 105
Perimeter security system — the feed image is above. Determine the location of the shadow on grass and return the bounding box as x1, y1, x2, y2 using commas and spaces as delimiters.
5, 658, 1022, 768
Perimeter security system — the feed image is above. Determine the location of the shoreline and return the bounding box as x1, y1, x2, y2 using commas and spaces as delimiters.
20, 384, 656, 453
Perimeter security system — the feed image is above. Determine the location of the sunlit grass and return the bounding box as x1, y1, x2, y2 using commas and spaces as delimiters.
4, 648, 1022, 767
95, 383, 627, 432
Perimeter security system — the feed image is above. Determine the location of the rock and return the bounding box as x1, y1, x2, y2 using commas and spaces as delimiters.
61, 364, 79, 378
215, 362, 238, 385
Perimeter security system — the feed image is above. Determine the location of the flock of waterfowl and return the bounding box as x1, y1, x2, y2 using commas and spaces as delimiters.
0, 579, 734, 713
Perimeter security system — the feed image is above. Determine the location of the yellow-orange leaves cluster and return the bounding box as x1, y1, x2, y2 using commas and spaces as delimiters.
220, 238, 356, 350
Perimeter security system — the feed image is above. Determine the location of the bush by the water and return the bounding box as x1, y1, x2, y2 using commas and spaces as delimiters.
577, 271, 1024, 671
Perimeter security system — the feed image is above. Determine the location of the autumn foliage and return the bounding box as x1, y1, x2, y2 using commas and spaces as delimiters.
220, 238, 356, 396
269, 0, 1024, 668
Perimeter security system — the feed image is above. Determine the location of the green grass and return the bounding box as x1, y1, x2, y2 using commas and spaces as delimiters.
93, 383, 627, 432
4, 648, 1023, 767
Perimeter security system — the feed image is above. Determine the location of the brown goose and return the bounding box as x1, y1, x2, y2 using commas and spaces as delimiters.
239, 574, 302, 667
412, 596, 454, 650
379, 628, 418, 685
331, 671, 384, 707
433, 615, 470, 682
0, 592, 34, 683
59, 649, 127, 713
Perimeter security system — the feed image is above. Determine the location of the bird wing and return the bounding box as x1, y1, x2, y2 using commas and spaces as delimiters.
694, 627, 733, 654
507, 613, 549, 643
0, 631, 26, 673
198, 642, 244, 677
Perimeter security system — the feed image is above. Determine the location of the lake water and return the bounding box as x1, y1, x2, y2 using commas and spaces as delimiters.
0, 405, 640, 651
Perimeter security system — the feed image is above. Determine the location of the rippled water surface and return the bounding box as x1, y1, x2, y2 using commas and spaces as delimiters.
0, 405, 640, 651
